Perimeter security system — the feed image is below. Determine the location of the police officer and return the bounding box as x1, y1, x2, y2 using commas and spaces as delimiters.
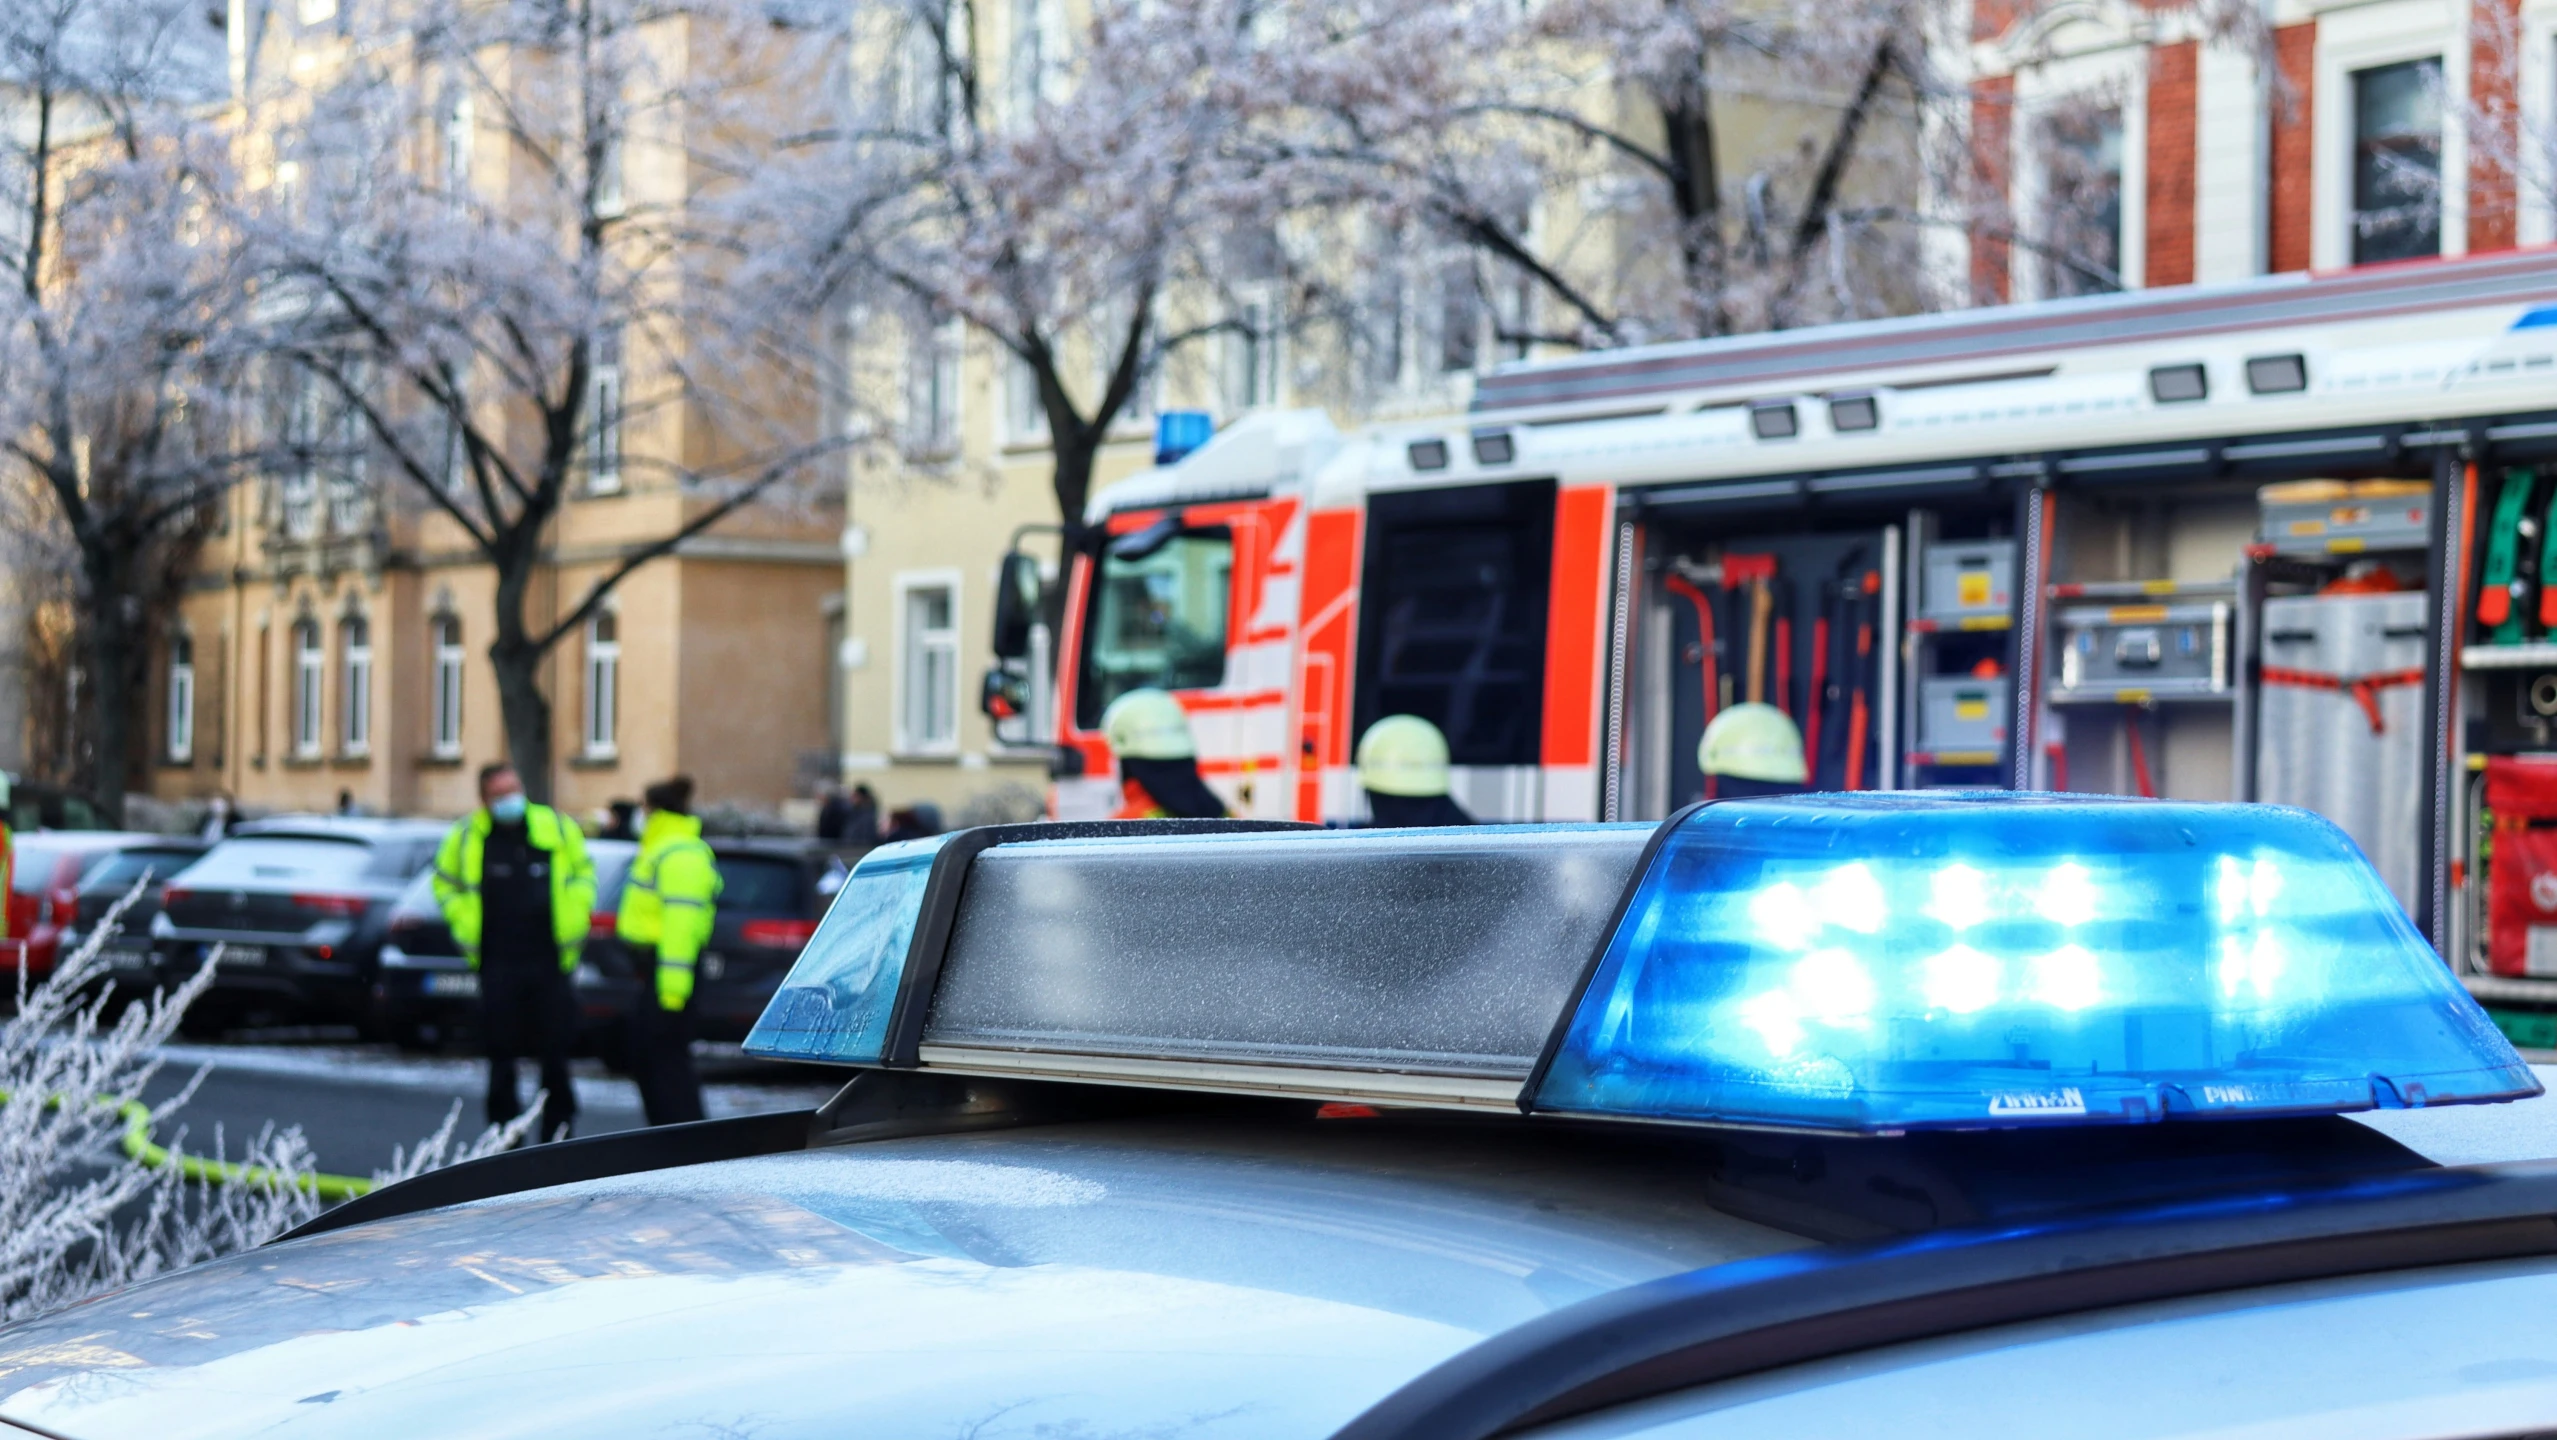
1102, 689, 1227, 819
433, 762, 594, 1142
618, 775, 721, 1126
1356, 715, 1474, 827
1699, 702, 1810, 799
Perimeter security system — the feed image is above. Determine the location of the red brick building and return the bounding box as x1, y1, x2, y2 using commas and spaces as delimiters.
1964, 0, 2547, 298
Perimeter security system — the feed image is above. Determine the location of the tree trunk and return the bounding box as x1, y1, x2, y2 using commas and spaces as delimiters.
487, 545, 556, 804
78, 545, 135, 829
1038, 425, 1101, 661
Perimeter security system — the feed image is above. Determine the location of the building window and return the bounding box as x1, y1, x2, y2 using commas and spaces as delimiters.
2035, 106, 2124, 296
326, 366, 370, 535
1008, 0, 1050, 120
588, 327, 624, 494
1434, 256, 1481, 374
440, 82, 472, 198
430, 615, 464, 758
897, 577, 959, 754
891, 9, 949, 136
594, 126, 625, 218
583, 612, 619, 758
1005, 352, 1048, 443
292, 619, 323, 758
166, 633, 195, 764
2351, 58, 2443, 264
904, 317, 960, 457
282, 371, 322, 539
1223, 291, 1281, 414
339, 615, 371, 755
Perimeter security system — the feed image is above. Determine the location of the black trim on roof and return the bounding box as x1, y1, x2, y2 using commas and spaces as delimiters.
1330, 1161, 2557, 1440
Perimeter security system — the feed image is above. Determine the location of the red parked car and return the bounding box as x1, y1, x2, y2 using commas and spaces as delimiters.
6, 832, 163, 979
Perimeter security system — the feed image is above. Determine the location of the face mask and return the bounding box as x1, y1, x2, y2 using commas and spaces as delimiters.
489, 794, 529, 823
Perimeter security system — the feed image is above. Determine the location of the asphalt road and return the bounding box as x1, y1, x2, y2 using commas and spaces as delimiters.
132, 1035, 842, 1179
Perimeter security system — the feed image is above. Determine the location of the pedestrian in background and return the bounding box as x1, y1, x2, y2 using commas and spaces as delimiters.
598, 798, 638, 841
432, 763, 594, 1142
617, 775, 720, 1125
817, 783, 880, 846
880, 801, 942, 843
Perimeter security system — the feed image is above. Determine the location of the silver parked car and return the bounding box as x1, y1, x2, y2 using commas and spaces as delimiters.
3, 798, 2555, 1440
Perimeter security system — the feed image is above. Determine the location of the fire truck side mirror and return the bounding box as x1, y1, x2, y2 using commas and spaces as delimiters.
991, 552, 1043, 662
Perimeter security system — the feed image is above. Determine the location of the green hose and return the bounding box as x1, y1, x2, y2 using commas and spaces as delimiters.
0, 1089, 374, 1201
115, 1099, 376, 1201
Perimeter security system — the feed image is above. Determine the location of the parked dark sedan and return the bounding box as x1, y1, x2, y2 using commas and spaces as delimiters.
578, 838, 848, 1058
374, 838, 637, 1051
152, 817, 448, 1031
56, 837, 213, 994
7, 831, 164, 980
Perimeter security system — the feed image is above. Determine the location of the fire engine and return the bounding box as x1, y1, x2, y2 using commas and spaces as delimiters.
985, 247, 2557, 1021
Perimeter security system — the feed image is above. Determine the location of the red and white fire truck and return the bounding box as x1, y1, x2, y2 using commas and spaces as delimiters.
991, 247, 2557, 997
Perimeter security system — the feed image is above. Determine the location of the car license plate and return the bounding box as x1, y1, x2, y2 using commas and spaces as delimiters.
99, 942, 151, 969
424, 972, 480, 998
208, 943, 268, 968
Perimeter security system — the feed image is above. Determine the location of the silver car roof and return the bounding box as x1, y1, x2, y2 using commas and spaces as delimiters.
0, 1116, 1808, 1440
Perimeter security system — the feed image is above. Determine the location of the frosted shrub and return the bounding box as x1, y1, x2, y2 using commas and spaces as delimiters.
0, 886, 535, 1321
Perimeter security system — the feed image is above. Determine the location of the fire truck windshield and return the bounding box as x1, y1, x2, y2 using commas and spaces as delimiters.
1075, 526, 1233, 727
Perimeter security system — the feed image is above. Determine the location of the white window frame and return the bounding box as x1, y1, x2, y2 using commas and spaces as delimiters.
166, 632, 195, 764
594, 128, 626, 218
282, 371, 323, 539
2314, 9, 2469, 267
441, 81, 473, 198
292, 619, 324, 759
894, 570, 962, 757
339, 615, 371, 756
326, 364, 370, 535
890, 8, 951, 137
903, 317, 961, 458
1091, 296, 1158, 432
583, 611, 620, 760
1005, 350, 1050, 445
588, 327, 624, 494
429, 614, 465, 759
1222, 285, 1282, 416
2521, 11, 2557, 248
2007, 48, 2147, 298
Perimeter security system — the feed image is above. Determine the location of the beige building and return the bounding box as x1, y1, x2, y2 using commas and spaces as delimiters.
143, 0, 843, 824
154, 491, 840, 821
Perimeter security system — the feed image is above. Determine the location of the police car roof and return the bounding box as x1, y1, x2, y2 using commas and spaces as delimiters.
6, 808, 2557, 1435
0, 1083, 2553, 1440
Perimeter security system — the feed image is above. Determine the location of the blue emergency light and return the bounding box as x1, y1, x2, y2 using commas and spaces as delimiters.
744, 799, 2539, 1133
1533, 795, 2537, 1131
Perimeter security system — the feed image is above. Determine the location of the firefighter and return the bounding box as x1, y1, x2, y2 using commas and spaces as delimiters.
617, 775, 722, 1126
432, 762, 595, 1142
1356, 715, 1474, 827
1103, 689, 1227, 819
1699, 701, 1810, 799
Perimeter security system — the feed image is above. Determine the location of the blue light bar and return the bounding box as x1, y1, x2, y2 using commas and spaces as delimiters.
741, 835, 950, 1065
1532, 795, 2539, 1132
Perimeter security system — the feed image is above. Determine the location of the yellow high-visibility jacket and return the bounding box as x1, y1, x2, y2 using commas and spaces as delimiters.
618, 811, 721, 966
431, 804, 595, 972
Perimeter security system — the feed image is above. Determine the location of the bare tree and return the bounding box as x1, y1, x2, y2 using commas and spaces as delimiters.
0, 0, 264, 823
250, 0, 848, 800
1246, 0, 1935, 349
785, 0, 1335, 550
